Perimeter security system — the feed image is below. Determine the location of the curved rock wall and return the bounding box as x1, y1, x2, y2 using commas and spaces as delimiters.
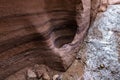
0, 0, 91, 79
2, 0, 120, 80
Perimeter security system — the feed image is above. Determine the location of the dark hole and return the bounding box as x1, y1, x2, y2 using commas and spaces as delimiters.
53, 20, 78, 48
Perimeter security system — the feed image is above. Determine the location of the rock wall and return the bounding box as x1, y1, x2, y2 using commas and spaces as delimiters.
0, 0, 91, 79
83, 4, 120, 80
1, 0, 120, 80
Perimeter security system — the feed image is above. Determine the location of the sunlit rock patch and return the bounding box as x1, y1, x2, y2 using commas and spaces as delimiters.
84, 5, 120, 80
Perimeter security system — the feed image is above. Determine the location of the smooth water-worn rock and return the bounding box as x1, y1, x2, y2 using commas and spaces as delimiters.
2, 0, 120, 80
0, 0, 91, 79
84, 5, 120, 80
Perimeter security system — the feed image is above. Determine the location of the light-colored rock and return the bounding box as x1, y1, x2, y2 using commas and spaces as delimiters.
52, 74, 62, 80
27, 69, 37, 80
83, 5, 120, 80
42, 73, 50, 80
53, 74, 59, 80
108, 0, 120, 4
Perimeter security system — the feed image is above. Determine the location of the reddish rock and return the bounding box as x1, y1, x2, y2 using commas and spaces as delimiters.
108, 0, 120, 4
2, 0, 120, 80
0, 0, 91, 79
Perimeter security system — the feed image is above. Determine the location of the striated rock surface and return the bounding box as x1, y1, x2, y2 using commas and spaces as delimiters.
2, 0, 120, 80
0, 0, 91, 79
84, 5, 120, 80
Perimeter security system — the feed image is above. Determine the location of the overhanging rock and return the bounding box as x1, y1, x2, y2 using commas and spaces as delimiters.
0, 0, 91, 79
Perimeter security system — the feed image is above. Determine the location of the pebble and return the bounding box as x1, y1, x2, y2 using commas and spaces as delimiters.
53, 74, 62, 80
27, 69, 37, 80
42, 73, 50, 80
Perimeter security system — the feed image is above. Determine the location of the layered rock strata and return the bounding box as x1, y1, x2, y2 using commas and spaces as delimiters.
0, 0, 91, 79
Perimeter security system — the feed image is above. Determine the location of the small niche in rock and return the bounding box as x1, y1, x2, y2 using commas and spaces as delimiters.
53, 20, 78, 48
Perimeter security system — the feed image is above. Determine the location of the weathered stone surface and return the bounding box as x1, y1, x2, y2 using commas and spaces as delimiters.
108, 0, 120, 4
83, 5, 120, 80
0, 0, 91, 79
3, 0, 120, 80
27, 69, 37, 80
42, 73, 50, 80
